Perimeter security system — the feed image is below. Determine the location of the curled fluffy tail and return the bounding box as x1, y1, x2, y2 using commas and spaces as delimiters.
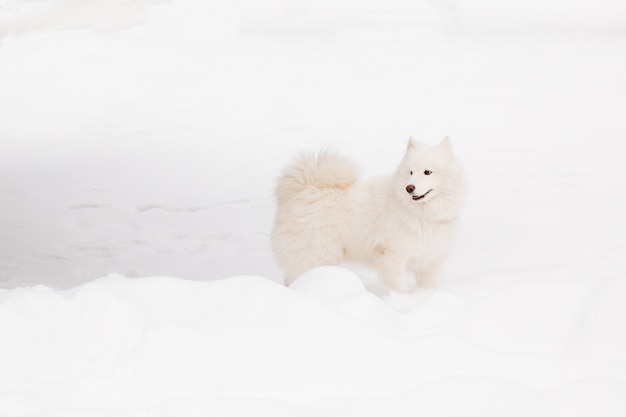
275, 150, 359, 203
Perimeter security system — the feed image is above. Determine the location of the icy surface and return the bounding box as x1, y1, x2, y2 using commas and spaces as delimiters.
1, 0, 626, 415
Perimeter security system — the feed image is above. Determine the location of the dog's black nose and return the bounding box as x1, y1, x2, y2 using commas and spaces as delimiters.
406, 185, 415, 194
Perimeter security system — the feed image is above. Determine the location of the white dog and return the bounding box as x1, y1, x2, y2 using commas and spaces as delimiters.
271, 137, 466, 293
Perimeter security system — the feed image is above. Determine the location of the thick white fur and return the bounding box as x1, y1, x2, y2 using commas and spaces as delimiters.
271, 138, 466, 293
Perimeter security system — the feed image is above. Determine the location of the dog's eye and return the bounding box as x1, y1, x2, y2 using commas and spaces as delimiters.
424, 170, 432, 175
410, 171, 413, 175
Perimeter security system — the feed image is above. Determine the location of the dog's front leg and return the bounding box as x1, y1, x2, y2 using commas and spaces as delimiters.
410, 259, 444, 288
374, 248, 410, 293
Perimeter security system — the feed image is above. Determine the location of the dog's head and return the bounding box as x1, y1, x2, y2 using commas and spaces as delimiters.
394, 137, 466, 219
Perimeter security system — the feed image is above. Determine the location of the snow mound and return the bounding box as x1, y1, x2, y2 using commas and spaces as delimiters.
1, 273, 626, 416
290, 266, 366, 298
0, 0, 161, 38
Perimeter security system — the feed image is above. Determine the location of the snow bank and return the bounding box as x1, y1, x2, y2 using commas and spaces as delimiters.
458, 0, 626, 32
0, 0, 163, 38
1, 270, 625, 416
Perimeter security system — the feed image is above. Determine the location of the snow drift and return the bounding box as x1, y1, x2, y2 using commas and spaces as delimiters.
1, 269, 625, 416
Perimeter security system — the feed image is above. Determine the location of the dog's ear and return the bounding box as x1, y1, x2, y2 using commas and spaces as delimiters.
441, 136, 453, 151
407, 136, 418, 150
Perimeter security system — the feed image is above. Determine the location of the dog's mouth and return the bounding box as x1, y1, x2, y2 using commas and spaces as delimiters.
412, 189, 433, 201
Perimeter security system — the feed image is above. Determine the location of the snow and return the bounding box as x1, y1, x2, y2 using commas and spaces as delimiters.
1, 0, 626, 415
2, 273, 626, 416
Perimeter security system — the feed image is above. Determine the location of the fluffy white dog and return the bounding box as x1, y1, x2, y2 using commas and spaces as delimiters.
272, 137, 466, 293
